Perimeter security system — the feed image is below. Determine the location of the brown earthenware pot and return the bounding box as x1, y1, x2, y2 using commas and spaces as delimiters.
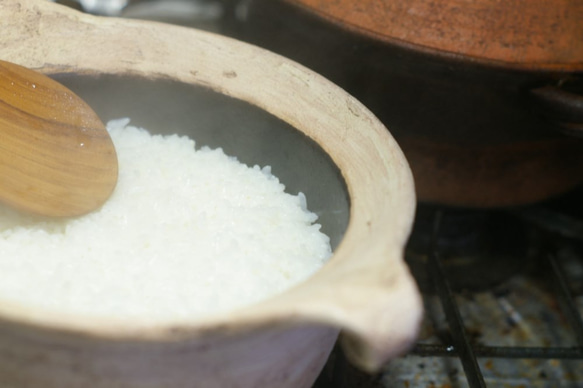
235, 0, 583, 207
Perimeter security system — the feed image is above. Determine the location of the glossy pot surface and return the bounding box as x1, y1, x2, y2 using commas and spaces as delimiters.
284, 0, 583, 70
236, 0, 583, 207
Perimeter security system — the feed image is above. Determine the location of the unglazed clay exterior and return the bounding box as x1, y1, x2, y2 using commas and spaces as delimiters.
0, 1, 422, 387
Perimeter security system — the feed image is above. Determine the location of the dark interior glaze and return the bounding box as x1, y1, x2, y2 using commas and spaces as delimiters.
54, 73, 350, 249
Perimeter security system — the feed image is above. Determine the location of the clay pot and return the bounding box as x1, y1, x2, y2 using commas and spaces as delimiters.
0, 1, 421, 387
235, 0, 583, 207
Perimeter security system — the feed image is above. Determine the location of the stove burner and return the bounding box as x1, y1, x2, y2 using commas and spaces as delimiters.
406, 204, 529, 292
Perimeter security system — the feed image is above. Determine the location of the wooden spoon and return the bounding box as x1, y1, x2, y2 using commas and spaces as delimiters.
0, 60, 118, 217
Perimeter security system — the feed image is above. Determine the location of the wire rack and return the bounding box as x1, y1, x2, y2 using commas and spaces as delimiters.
315, 203, 583, 388
411, 210, 583, 387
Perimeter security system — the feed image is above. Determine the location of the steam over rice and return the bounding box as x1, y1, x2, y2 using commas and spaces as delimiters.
0, 118, 332, 323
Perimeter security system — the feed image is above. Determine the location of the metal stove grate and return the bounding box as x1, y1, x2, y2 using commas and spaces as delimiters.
409, 210, 583, 387
315, 198, 583, 388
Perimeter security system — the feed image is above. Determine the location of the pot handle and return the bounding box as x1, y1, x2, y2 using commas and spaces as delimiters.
313, 248, 423, 372
529, 85, 583, 137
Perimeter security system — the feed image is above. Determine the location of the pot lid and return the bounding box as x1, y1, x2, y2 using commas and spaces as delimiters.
286, 0, 583, 71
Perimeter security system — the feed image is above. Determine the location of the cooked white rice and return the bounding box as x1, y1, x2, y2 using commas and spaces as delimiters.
0, 118, 331, 323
